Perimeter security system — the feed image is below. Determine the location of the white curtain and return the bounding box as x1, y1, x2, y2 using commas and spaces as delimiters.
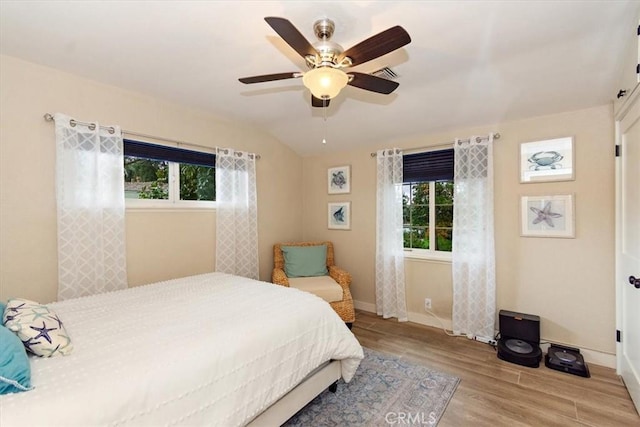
215, 148, 259, 279
375, 148, 407, 321
452, 134, 496, 339
54, 113, 127, 301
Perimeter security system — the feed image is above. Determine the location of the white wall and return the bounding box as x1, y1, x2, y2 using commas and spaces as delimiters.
301, 105, 616, 362
0, 55, 303, 303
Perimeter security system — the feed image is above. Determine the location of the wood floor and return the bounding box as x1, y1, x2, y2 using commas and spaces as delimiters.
352, 310, 640, 427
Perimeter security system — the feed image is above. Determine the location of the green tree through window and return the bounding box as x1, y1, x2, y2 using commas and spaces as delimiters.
403, 181, 454, 253
124, 156, 215, 203
179, 164, 215, 201
434, 181, 454, 251
124, 157, 168, 199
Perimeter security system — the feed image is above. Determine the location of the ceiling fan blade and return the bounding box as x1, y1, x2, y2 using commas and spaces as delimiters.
311, 96, 330, 108
238, 72, 300, 84
264, 17, 318, 59
339, 26, 411, 67
348, 72, 400, 94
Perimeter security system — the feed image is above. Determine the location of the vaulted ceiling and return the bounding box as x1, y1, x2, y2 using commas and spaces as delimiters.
1, 1, 637, 156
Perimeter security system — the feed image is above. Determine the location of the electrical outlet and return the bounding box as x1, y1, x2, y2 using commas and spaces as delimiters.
424, 298, 432, 310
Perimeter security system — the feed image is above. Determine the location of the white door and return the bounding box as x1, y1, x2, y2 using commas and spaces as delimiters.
616, 85, 640, 414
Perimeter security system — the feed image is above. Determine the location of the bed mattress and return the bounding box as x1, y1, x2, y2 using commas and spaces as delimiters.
0, 273, 363, 426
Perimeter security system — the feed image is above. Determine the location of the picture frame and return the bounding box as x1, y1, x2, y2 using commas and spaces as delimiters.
520, 194, 575, 238
520, 136, 574, 183
328, 201, 351, 230
327, 165, 351, 194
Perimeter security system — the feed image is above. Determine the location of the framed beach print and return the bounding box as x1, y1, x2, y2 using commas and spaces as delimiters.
520, 136, 574, 183
328, 165, 351, 194
328, 201, 351, 230
520, 194, 575, 238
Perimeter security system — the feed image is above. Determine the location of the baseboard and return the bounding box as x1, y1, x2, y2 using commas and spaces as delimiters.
353, 300, 616, 368
353, 300, 376, 313
407, 311, 453, 331
354, 300, 451, 330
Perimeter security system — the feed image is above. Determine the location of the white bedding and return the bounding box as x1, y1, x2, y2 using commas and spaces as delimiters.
0, 273, 364, 426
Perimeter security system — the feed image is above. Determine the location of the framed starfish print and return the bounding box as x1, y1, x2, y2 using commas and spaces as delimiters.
520, 194, 575, 238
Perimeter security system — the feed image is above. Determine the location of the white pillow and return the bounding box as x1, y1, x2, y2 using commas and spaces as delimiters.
3, 298, 73, 357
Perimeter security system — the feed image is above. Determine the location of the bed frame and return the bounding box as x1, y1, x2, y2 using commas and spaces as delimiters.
246, 360, 341, 426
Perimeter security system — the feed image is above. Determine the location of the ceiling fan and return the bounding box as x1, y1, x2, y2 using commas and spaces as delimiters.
239, 17, 411, 107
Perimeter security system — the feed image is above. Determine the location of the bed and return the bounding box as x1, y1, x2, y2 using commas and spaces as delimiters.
0, 272, 364, 426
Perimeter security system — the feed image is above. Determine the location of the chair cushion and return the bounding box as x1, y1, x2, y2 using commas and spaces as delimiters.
288, 276, 343, 303
281, 245, 328, 278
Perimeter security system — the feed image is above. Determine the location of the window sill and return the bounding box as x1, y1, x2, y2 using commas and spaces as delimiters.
403, 250, 452, 264
125, 200, 216, 210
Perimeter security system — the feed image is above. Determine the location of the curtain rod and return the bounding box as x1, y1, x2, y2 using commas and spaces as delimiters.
369, 132, 501, 157
43, 113, 261, 160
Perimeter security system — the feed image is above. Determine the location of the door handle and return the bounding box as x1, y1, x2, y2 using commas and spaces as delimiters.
630, 276, 640, 289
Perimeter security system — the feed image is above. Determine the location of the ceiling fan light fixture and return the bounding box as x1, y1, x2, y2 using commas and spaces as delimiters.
303, 67, 348, 99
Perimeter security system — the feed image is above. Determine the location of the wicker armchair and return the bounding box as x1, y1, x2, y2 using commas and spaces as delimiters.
272, 241, 355, 326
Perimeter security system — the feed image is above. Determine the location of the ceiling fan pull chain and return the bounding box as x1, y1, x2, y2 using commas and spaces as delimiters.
322, 103, 328, 144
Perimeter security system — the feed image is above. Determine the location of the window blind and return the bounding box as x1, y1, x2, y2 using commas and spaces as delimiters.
403, 148, 454, 182
123, 139, 215, 167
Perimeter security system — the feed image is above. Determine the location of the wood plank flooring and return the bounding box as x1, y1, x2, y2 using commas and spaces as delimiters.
352, 310, 640, 427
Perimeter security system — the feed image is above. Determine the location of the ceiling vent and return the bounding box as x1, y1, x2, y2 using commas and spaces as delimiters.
371, 67, 398, 80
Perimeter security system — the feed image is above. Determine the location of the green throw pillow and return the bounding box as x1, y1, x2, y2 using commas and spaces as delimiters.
281, 245, 328, 278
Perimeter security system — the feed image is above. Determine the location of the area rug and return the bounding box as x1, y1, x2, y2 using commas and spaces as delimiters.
283, 348, 460, 426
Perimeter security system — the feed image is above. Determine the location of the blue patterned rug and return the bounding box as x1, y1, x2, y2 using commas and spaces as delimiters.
283, 348, 460, 426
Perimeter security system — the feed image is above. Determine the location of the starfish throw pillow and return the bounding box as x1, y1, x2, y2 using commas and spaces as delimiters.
3, 298, 73, 357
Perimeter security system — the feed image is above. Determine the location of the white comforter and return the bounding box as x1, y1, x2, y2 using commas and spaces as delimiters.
0, 273, 363, 426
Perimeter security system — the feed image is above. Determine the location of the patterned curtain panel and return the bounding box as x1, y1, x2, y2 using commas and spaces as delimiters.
452, 135, 496, 339
375, 148, 407, 321
54, 113, 127, 301
215, 148, 259, 280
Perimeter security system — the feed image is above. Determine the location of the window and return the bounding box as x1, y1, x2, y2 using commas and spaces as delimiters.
402, 149, 454, 259
123, 140, 215, 208
403, 181, 454, 252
